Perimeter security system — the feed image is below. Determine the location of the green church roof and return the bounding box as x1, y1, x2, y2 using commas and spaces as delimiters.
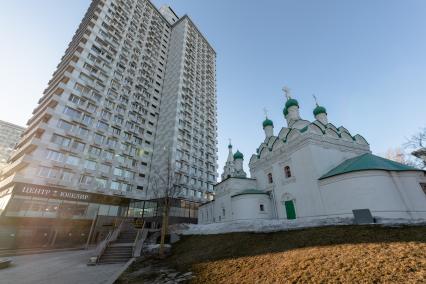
319, 153, 421, 180
231, 189, 269, 198
262, 118, 274, 128
233, 150, 244, 160
285, 98, 299, 109
313, 105, 327, 116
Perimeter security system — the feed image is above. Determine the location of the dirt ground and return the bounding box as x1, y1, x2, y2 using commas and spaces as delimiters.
120, 225, 426, 283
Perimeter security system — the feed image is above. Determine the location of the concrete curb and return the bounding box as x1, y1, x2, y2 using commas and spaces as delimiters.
0, 247, 84, 257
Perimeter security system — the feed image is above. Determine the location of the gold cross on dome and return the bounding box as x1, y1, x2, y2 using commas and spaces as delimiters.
312, 94, 318, 106
263, 108, 268, 118
282, 86, 291, 100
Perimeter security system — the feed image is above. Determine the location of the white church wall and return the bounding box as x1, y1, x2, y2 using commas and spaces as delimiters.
319, 170, 426, 219
390, 172, 426, 219
251, 136, 371, 221
199, 177, 258, 224
231, 194, 272, 220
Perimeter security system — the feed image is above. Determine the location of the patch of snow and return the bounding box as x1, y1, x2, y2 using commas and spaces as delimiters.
171, 217, 426, 235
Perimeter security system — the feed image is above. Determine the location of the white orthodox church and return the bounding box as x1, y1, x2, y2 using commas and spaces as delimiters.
198, 89, 426, 224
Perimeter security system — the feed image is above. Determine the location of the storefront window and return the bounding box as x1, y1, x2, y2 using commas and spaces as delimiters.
43, 199, 61, 218
25, 197, 48, 217
85, 203, 100, 219
6, 196, 31, 217
108, 206, 118, 216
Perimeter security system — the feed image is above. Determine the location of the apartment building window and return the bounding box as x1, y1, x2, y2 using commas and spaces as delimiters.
69, 94, 85, 106
112, 127, 121, 135
46, 149, 64, 162
107, 138, 118, 148
65, 155, 80, 166
84, 160, 97, 171
87, 103, 97, 112
57, 120, 74, 132
100, 164, 111, 174
89, 146, 102, 156
76, 126, 88, 137
113, 167, 123, 177
95, 178, 107, 189
71, 141, 85, 152
51, 134, 71, 148
111, 181, 120, 190
63, 106, 81, 120
37, 166, 59, 179
94, 133, 105, 145
96, 121, 109, 132
102, 151, 114, 161
61, 170, 74, 182
82, 114, 94, 126
79, 175, 93, 185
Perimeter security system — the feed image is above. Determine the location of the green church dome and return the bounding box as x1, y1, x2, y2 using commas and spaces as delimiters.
285, 98, 299, 109
313, 105, 327, 116
262, 118, 274, 128
233, 150, 244, 160
228, 143, 232, 149
283, 107, 289, 116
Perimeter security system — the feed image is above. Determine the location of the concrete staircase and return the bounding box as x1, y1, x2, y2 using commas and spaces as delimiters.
98, 221, 138, 264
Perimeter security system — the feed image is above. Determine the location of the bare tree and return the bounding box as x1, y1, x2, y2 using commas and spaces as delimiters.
149, 149, 182, 258
404, 127, 426, 169
384, 147, 407, 164
405, 127, 426, 149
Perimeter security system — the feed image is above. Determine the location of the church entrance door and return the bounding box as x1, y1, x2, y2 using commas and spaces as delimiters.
284, 200, 296, 219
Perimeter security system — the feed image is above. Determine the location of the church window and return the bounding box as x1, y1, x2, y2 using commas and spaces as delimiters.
260, 204, 264, 212
222, 208, 225, 216
267, 173, 273, 183
284, 166, 292, 178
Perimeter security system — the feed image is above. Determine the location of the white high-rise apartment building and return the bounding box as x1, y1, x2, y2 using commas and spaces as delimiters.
0, 120, 25, 170
0, 0, 217, 210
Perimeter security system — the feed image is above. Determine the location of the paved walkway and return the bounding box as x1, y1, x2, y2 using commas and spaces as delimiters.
1, 249, 125, 284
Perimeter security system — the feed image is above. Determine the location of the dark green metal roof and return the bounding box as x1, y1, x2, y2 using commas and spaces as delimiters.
320, 153, 421, 180
285, 98, 299, 109
231, 189, 269, 198
283, 107, 289, 116
313, 105, 327, 116
233, 150, 244, 160
262, 118, 274, 128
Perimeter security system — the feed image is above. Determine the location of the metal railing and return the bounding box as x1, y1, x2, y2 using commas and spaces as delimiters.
132, 221, 147, 258
91, 218, 125, 264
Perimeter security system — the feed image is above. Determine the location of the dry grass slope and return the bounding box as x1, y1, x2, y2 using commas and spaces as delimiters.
122, 225, 426, 283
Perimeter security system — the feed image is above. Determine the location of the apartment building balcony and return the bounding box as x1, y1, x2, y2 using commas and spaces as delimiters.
0, 154, 34, 179
8, 136, 43, 163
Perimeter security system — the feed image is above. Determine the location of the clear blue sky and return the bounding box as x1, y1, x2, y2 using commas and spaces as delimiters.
0, 0, 425, 172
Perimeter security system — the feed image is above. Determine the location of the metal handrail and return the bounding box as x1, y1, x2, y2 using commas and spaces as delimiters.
92, 217, 126, 264
93, 230, 112, 263
132, 221, 146, 258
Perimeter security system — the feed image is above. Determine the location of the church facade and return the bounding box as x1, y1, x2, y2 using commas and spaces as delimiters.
198, 91, 426, 224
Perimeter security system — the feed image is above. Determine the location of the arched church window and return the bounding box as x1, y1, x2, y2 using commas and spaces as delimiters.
267, 173, 273, 183
284, 166, 292, 178
222, 208, 225, 216
259, 204, 265, 212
